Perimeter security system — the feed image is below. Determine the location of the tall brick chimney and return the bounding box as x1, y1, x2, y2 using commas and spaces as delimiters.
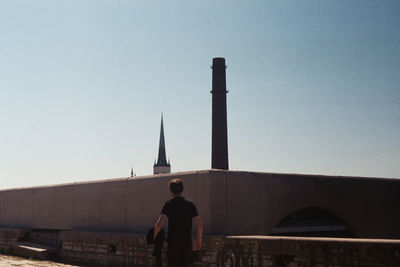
211, 57, 229, 170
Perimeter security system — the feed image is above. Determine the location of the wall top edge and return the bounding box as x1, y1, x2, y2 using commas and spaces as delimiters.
0, 170, 212, 192
227, 235, 400, 244
222, 169, 400, 182
1, 169, 398, 192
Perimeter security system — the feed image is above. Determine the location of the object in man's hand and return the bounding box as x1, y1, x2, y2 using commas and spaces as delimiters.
146, 227, 165, 245
191, 250, 200, 263
146, 228, 165, 267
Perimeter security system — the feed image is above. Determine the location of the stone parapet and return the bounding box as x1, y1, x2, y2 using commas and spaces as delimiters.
59, 231, 163, 266
207, 236, 400, 266
0, 228, 28, 252
1, 229, 400, 266
58, 231, 400, 266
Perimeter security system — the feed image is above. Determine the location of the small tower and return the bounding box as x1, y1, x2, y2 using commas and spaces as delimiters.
153, 114, 171, 174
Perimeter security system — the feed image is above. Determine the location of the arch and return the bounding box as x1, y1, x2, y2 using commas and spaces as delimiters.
270, 207, 354, 237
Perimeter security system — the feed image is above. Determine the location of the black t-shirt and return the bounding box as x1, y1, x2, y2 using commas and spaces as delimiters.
161, 196, 198, 246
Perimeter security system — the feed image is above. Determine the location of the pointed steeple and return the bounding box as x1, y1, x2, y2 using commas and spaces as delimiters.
156, 114, 168, 166
153, 113, 171, 174
130, 167, 134, 177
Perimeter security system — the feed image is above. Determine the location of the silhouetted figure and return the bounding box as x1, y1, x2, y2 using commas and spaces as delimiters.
153, 179, 203, 267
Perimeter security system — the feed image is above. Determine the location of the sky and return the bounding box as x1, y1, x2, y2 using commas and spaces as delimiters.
0, 0, 399, 189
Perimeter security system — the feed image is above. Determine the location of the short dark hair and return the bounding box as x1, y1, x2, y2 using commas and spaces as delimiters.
169, 178, 184, 195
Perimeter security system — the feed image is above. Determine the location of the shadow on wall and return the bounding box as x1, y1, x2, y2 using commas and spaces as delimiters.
270, 206, 354, 238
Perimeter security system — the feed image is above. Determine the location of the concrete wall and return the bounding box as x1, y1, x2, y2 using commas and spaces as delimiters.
32, 185, 74, 230
1, 228, 399, 266
0, 189, 32, 228
34, 231, 400, 266
0, 171, 214, 233
224, 171, 400, 238
201, 235, 400, 267
0, 170, 399, 238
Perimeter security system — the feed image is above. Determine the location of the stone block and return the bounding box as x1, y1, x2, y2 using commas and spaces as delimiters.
73, 179, 128, 232
63, 244, 72, 250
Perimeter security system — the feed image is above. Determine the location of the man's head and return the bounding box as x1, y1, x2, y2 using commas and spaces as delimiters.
169, 178, 184, 196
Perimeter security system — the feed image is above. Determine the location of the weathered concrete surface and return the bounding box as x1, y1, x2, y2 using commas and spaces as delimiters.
0, 254, 79, 267
73, 179, 127, 232
13, 242, 59, 260
33, 185, 74, 230
0, 170, 399, 238
0, 189, 32, 228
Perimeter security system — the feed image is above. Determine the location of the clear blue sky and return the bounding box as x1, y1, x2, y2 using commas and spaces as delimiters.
1, 0, 399, 189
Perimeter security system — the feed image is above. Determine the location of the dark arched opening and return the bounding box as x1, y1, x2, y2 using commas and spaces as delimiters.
271, 207, 354, 237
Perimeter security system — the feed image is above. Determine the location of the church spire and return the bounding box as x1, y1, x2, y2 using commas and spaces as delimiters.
156, 113, 168, 166
153, 113, 171, 174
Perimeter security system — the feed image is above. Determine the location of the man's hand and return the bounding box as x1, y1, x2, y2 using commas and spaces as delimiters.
154, 214, 166, 239
193, 238, 202, 251
193, 215, 203, 251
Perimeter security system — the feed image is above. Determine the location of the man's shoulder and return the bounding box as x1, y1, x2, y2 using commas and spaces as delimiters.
164, 197, 197, 208
161, 198, 174, 215
183, 199, 198, 216
163, 198, 173, 206
161, 197, 181, 210
183, 199, 197, 207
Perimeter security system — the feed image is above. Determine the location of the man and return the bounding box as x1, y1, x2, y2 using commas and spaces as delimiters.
154, 178, 203, 267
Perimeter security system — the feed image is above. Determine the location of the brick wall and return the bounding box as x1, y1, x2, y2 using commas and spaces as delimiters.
202, 236, 400, 266
0, 229, 27, 253
59, 231, 164, 266
1, 228, 399, 266
58, 231, 400, 266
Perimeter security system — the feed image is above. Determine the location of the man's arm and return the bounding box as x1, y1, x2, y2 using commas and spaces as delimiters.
154, 214, 166, 239
193, 215, 203, 251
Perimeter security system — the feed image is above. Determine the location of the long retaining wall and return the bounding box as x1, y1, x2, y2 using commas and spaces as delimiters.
1, 228, 400, 266
1, 170, 399, 238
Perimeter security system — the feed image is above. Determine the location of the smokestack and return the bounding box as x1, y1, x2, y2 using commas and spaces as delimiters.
211, 57, 229, 170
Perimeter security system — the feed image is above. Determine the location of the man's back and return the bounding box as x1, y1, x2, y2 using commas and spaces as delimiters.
162, 196, 198, 246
